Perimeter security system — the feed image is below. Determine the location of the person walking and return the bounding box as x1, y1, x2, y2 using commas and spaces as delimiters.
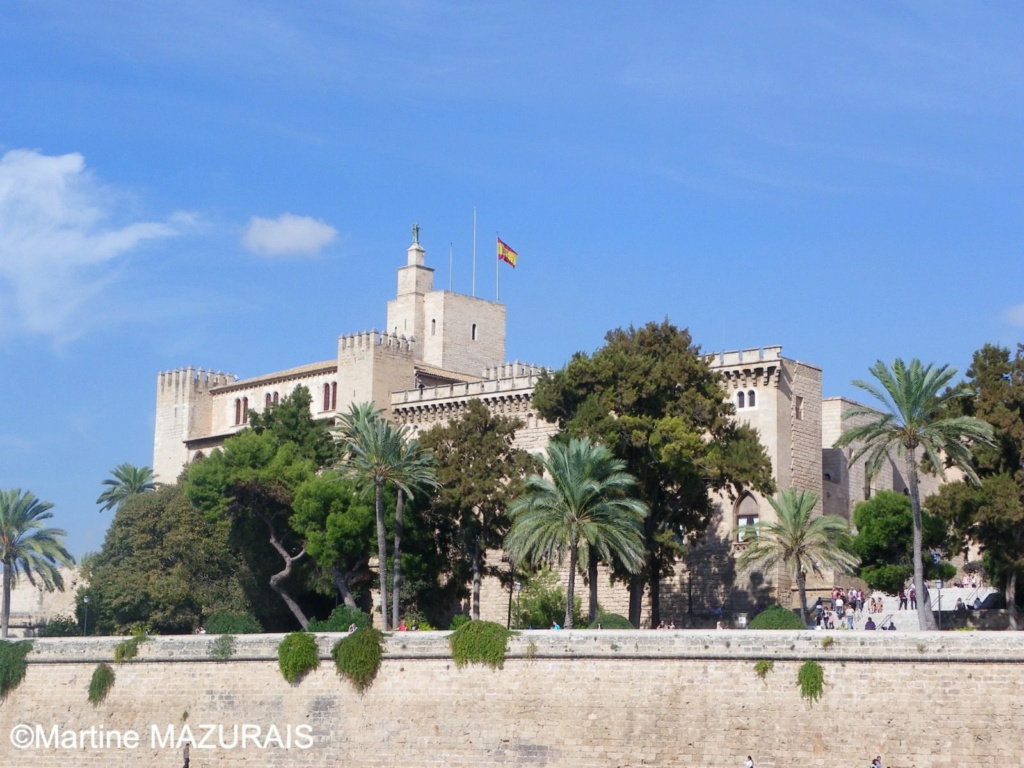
745, 756, 755, 768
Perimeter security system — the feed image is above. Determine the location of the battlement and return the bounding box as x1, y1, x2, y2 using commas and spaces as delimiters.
392, 361, 547, 406
339, 330, 417, 355
157, 366, 236, 394
707, 346, 783, 368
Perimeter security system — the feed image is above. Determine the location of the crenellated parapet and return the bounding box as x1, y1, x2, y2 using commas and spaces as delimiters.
157, 366, 237, 396
707, 346, 783, 368
708, 347, 782, 389
339, 330, 418, 356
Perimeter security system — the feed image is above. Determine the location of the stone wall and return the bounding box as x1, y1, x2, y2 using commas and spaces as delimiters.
3, 632, 1022, 767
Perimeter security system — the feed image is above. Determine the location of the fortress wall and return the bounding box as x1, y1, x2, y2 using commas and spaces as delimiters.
2, 632, 1022, 767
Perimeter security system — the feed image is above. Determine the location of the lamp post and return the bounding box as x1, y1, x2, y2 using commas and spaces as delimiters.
514, 581, 522, 628
82, 595, 91, 636
935, 580, 943, 632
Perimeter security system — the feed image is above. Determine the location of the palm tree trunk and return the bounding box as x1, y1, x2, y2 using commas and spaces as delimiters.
588, 549, 599, 624
1007, 570, 1019, 631
374, 483, 389, 631
392, 489, 404, 629
795, 555, 809, 626
648, 568, 661, 629
905, 449, 938, 630
1, 562, 11, 639
565, 542, 578, 628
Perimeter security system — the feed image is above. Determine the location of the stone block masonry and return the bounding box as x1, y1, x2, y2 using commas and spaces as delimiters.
3, 632, 1023, 766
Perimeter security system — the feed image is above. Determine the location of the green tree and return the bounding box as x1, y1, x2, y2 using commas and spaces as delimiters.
505, 438, 648, 629
291, 474, 376, 610
96, 463, 156, 513
0, 489, 75, 638
85, 484, 248, 634
532, 321, 775, 626
333, 409, 437, 630
248, 385, 336, 467
186, 429, 316, 628
854, 490, 950, 594
419, 400, 537, 619
835, 359, 995, 630
737, 489, 859, 625
926, 344, 1024, 628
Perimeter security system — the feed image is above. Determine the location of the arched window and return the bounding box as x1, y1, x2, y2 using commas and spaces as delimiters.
273, 392, 279, 406
265, 393, 273, 409
431, 319, 436, 336
323, 383, 331, 411
234, 398, 242, 425
241, 397, 249, 424
331, 382, 337, 410
736, 494, 760, 542
748, 390, 756, 407
471, 323, 478, 341
737, 391, 745, 408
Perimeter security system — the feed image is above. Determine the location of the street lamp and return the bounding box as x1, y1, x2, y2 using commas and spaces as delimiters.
935, 580, 943, 631
82, 595, 91, 636
514, 582, 523, 629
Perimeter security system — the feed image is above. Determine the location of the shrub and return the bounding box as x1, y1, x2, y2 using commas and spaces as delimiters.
448, 614, 470, 631
332, 628, 385, 692
821, 636, 835, 649
209, 634, 236, 661
277, 632, 320, 683
748, 605, 805, 630
449, 620, 512, 669
753, 659, 774, 680
37, 616, 80, 637
798, 660, 825, 703
88, 663, 116, 705
0, 640, 33, 698
306, 605, 372, 633
205, 610, 262, 635
511, 568, 583, 629
588, 613, 635, 629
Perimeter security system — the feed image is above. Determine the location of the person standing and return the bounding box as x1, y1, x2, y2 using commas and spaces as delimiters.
909, 586, 917, 610
898, 589, 907, 610
745, 756, 755, 768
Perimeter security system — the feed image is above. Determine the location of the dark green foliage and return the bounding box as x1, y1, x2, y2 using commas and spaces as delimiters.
532, 321, 775, 626
209, 634, 236, 661
307, 605, 373, 632
748, 605, 805, 630
37, 615, 80, 637
247, 385, 337, 468
332, 627, 385, 692
853, 490, 951, 592
753, 659, 774, 680
449, 620, 512, 669
0, 640, 32, 698
114, 634, 146, 663
88, 663, 115, 705
85, 484, 251, 635
448, 614, 470, 631
205, 610, 262, 635
277, 632, 320, 683
511, 568, 583, 629
798, 660, 825, 702
588, 613, 635, 629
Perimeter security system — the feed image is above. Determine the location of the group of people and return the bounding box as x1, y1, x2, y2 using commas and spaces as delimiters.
897, 588, 918, 610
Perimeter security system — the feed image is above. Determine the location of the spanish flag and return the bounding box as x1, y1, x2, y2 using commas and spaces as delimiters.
497, 237, 518, 268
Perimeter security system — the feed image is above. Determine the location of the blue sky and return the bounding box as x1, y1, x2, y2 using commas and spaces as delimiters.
1, 2, 1021, 558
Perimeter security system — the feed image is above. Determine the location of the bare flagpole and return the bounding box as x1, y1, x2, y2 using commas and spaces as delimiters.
449, 242, 453, 291
472, 207, 477, 297
495, 231, 500, 301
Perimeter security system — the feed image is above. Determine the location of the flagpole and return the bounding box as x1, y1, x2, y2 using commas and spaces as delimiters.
495, 232, 500, 301
449, 242, 453, 292
472, 207, 477, 297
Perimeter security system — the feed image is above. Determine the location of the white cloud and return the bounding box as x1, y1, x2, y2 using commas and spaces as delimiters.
242, 213, 337, 257
0, 149, 183, 342
1004, 304, 1024, 328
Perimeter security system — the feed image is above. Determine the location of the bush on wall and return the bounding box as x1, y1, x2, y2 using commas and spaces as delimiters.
449, 620, 512, 669
798, 660, 825, 703
307, 606, 372, 633
332, 627, 385, 692
88, 663, 116, 705
277, 632, 320, 683
748, 605, 805, 630
205, 610, 262, 635
0, 640, 33, 699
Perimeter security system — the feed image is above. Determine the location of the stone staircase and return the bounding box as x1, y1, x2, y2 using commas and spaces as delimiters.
833, 587, 999, 633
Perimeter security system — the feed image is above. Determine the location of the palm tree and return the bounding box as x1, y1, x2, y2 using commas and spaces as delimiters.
736, 488, 859, 626
505, 438, 648, 629
96, 463, 156, 513
334, 412, 436, 630
1, 489, 75, 638
834, 358, 995, 630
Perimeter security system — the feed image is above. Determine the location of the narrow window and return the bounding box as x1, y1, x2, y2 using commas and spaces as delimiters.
748, 390, 756, 407
265, 393, 273, 409
795, 396, 804, 420
241, 397, 249, 424
431, 319, 436, 336
736, 495, 760, 542
234, 398, 242, 425
272, 392, 279, 406
737, 391, 745, 409
323, 384, 331, 411
331, 382, 337, 410
471, 323, 478, 341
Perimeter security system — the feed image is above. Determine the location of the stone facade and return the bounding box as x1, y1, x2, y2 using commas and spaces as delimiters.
2, 632, 1023, 766
151, 232, 960, 622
